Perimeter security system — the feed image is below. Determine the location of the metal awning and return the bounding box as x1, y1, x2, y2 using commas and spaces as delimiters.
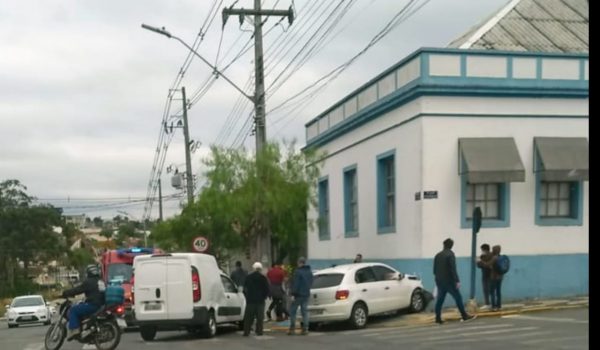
534, 137, 589, 181
459, 138, 525, 183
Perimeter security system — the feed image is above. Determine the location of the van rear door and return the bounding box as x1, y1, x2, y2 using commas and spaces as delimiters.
166, 255, 194, 320
133, 256, 168, 321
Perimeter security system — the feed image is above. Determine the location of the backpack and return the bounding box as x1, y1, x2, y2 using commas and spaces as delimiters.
105, 285, 125, 306
495, 255, 510, 275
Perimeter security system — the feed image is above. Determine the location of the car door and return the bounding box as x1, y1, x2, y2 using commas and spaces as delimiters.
371, 265, 404, 311
353, 267, 381, 313
134, 257, 169, 321
166, 256, 194, 320
219, 275, 244, 322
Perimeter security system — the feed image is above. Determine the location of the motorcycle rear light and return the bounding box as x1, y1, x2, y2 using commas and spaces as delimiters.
115, 305, 125, 316
192, 267, 201, 302
335, 290, 350, 300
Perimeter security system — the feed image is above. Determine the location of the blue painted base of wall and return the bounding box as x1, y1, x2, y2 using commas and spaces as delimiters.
310, 254, 588, 304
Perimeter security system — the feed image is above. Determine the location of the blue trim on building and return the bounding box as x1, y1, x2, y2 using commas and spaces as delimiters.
507, 57, 514, 79
343, 164, 359, 237
304, 48, 588, 149
317, 176, 330, 240
376, 150, 396, 234
309, 253, 589, 302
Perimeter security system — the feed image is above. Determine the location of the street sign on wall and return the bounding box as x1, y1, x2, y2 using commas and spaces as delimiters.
192, 236, 210, 253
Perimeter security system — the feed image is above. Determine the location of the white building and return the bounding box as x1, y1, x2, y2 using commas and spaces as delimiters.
305, 0, 588, 300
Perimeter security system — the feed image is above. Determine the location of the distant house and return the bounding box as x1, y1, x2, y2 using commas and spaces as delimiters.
63, 214, 87, 229
305, 0, 588, 300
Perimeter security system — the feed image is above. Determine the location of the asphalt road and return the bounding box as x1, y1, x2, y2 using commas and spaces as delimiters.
2, 308, 588, 350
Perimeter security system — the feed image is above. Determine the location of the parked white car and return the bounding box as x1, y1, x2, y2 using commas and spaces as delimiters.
6, 295, 52, 328
307, 263, 426, 329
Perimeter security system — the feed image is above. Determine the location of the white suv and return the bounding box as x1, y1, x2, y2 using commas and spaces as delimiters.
307, 263, 426, 329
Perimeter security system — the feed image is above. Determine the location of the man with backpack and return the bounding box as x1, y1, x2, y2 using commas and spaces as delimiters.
482, 245, 508, 311
476, 244, 493, 309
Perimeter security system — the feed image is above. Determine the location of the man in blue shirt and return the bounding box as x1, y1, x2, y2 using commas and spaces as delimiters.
288, 257, 313, 335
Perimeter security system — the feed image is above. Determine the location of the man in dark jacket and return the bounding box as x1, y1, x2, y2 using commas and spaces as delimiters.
433, 238, 476, 324
476, 243, 493, 308
481, 245, 504, 311
288, 257, 313, 335
242, 262, 270, 336
62, 264, 106, 340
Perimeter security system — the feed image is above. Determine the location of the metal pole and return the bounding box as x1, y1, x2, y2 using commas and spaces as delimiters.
158, 178, 163, 222
470, 207, 482, 300
181, 86, 194, 205
254, 0, 266, 155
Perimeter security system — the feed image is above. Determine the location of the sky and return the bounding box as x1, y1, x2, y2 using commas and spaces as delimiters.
0, 0, 508, 221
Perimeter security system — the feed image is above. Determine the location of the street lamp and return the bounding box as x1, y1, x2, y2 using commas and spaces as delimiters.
141, 24, 254, 102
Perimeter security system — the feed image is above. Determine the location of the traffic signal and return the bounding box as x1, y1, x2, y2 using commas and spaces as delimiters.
473, 207, 482, 234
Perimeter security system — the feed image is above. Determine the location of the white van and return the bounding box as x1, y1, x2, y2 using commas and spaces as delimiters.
133, 252, 246, 341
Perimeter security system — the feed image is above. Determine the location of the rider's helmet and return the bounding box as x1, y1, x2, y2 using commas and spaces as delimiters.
86, 264, 101, 278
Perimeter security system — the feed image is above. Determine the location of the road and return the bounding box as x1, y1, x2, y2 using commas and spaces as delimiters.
1, 308, 588, 350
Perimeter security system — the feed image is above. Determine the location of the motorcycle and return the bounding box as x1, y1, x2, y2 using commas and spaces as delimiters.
44, 298, 124, 350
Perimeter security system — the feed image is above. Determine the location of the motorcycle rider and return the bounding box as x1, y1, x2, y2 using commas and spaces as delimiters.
61, 264, 106, 340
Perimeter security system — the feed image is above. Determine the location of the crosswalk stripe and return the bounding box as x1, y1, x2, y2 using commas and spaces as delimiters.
521, 335, 587, 345
502, 314, 589, 324
367, 323, 514, 338
379, 326, 539, 342
23, 343, 44, 350
422, 330, 552, 346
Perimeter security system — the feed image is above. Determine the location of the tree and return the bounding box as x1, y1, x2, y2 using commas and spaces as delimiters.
93, 216, 103, 228
151, 141, 322, 265
100, 227, 114, 240
0, 179, 64, 296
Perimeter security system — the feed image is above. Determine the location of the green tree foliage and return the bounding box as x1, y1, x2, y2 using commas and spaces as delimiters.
151, 141, 322, 264
0, 180, 63, 296
92, 216, 103, 228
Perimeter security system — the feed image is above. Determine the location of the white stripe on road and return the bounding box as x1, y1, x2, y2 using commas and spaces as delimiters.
521, 335, 588, 345
82, 344, 96, 349
422, 330, 552, 346
502, 314, 589, 324
379, 326, 539, 342
375, 323, 514, 339
23, 343, 44, 350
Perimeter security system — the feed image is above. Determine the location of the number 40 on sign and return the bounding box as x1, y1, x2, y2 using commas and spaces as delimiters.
192, 236, 210, 253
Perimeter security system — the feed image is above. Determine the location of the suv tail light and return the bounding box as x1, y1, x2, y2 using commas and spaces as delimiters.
335, 290, 350, 300
192, 267, 201, 302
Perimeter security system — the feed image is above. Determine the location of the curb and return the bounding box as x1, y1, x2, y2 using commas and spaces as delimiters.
264, 302, 588, 332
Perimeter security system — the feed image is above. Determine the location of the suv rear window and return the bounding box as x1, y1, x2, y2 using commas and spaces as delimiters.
312, 274, 344, 289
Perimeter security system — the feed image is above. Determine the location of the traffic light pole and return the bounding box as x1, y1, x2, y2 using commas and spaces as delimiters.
470, 207, 482, 300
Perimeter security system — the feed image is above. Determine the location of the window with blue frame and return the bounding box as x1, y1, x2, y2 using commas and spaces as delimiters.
535, 179, 583, 226
318, 178, 330, 240
377, 151, 395, 233
461, 177, 510, 228
344, 166, 359, 236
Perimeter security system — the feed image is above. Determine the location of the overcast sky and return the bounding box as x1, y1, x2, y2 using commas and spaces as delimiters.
0, 0, 508, 221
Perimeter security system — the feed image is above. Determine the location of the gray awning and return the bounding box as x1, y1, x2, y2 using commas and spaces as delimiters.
534, 137, 589, 181
459, 138, 525, 183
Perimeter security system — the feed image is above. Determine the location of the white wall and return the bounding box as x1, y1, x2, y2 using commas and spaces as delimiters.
307, 100, 425, 260
420, 96, 589, 258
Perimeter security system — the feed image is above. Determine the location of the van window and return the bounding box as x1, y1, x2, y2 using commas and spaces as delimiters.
312, 274, 344, 289
221, 276, 238, 293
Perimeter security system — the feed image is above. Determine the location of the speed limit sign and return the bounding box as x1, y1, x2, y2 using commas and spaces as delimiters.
192, 236, 210, 253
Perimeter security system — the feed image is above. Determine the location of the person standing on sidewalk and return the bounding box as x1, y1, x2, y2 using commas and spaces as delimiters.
242, 262, 270, 336
353, 254, 363, 263
433, 238, 477, 324
266, 262, 289, 321
288, 257, 313, 335
230, 261, 248, 291
477, 243, 493, 309
483, 245, 504, 311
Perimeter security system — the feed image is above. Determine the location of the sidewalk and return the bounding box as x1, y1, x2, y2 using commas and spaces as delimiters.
265, 296, 589, 331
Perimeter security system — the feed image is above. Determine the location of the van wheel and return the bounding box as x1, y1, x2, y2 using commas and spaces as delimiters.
140, 326, 157, 341
202, 311, 217, 338
349, 302, 368, 329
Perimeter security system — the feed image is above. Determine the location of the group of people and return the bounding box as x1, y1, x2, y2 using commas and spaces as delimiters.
230, 257, 314, 337
433, 238, 505, 324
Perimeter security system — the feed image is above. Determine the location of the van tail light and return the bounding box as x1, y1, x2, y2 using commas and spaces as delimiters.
335, 290, 350, 300
131, 274, 135, 304
192, 267, 201, 302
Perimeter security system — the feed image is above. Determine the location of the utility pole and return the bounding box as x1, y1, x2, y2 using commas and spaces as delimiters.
158, 178, 164, 222
181, 86, 194, 205
222, 0, 294, 266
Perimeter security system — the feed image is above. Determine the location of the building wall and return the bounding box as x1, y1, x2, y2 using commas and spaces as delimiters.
307, 99, 424, 260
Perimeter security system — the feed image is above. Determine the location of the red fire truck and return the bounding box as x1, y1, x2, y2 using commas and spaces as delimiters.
101, 247, 162, 326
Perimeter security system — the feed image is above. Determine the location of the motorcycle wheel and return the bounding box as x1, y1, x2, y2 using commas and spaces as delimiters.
44, 323, 66, 350
93, 320, 121, 350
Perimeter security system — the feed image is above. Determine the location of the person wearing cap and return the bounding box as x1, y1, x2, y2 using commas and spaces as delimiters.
242, 262, 271, 336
